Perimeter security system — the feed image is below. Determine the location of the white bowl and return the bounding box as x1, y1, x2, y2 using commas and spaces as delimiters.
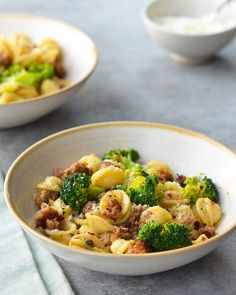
0, 14, 98, 128
142, 0, 236, 63
4, 122, 236, 275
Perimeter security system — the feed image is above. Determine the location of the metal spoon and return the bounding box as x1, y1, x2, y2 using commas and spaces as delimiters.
207, 0, 231, 22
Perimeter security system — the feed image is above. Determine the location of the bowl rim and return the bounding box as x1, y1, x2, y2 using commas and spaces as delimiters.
4, 121, 236, 258
142, 0, 236, 37
0, 13, 98, 106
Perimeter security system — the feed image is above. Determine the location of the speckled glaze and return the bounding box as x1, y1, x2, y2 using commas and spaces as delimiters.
4, 122, 236, 275
143, 0, 236, 63
0, 14, 98, 128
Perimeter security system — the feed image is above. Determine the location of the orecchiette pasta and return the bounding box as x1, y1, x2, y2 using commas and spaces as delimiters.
40, 79, 60, 95
45, 220, 77, 245
0, 33, 68, 104
160, 181, 189, 208
140, 206, 172, 224
79, 154, 102, 173
110, 239, 133, 254
85, 212, 115, 233
91, 166, 125, 189
37, 176, 62, 192
52, 198, 73, 218
195, 198, 221, 226
34, 148, 223, 254
99, 190, 131, 224
146, 160, 174, 181
192, 234, 208, 244
69, 233, 107, 252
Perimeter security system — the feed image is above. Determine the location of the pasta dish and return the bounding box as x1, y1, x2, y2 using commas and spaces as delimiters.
0, 33, 68, 103
34, 148, 222, 254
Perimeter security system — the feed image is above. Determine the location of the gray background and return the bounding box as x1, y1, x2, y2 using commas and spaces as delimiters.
0, 0, 236, 294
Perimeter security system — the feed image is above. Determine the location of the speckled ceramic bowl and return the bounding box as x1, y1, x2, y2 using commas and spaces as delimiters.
0, 14, 98, 128
4, 122, 236, 275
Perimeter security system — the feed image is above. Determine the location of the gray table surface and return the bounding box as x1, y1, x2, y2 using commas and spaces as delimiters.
1, 0, 236, 294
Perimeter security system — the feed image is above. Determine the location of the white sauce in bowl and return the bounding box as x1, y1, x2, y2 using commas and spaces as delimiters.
155, 2, 236, 35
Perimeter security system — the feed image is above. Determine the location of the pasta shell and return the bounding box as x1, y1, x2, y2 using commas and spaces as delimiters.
146, 160, 174, 181
45, 220, 77, 245
110, 239, 132, 254
37, 176, 62, 192
196, 198, 221, 226
192, 234, 208, 244
91, 166, 125, 188
140, 205, 172, 224
40, 79, 60, 95
99, 190, 131, 224
79, 154, 102, 173
85, 212, 114, 233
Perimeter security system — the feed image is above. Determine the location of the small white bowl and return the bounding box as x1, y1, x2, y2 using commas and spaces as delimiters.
142, 0, 236, 63
0, 14, 98, 128
4, 122, 236, 275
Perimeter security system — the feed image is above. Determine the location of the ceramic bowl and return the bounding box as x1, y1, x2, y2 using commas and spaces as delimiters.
142, 0, 236, 63
0, 14, 98, 128
4, 122, 236, 275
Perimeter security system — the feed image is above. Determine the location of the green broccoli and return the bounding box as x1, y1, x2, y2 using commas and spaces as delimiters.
88, 185, 105, 200
137, 222, 192, 251
15, 63, 55, 86
0, 65, 23, 82
183, 175, 218, 203
127, 173, 158, 206
102, 148, 140, 168
60, 172, 90, 212
0, 63, 55, 87
111, 184, 127, 191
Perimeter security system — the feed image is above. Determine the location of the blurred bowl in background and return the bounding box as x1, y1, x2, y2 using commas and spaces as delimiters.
142, 0, 236, 63
0, 14, 98, 128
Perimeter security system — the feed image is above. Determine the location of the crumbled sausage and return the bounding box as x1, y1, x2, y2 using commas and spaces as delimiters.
124, 204, 148, 238
128, 240, 152, 254
0, 52, 11, 67
158, 170, 174, 182
101, 199, 122, 220
99, 161, 114, 169
53, 162, 92, 180
82, 201, 99, 215
110, 226, 132, 242
199, 224, 216, 238
52, 168, 65, 179
54, 59, 65, 78
34, 189, 59, 208
99, 232, 112, 246
34, 205, 63, 229
45, 218, 61, 230
176, 174, 187, 187
64, 162, 93, 178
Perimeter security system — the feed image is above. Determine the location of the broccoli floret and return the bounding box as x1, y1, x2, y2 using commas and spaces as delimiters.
125, 166, 148, 183
183, 175, 218, 203
127, 174, 158, 206
154, 182, 165, 199
137, 222, 192, 251
111, 184, 127, 191
102, 148, 140, 168
60, 172, 90, 212
15, 63, 55, 86
88, 185, 105, 200
0, 63, 55, 87
0, 65, 23, 82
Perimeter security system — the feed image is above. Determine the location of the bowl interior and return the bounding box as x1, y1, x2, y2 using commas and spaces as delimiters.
146, 0, 224, 19
6, 123, 236, 236
0, 15, 97, 84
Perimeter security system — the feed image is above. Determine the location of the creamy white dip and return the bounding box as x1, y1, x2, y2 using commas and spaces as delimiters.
155, 2, 236, 35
